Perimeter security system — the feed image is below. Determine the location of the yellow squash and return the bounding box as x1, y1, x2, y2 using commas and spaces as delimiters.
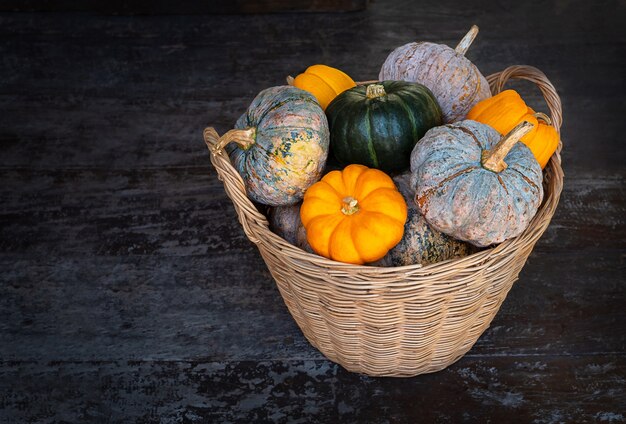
300, 164, 407, 264
292, 64, 356, 110
467, 89, 559, 168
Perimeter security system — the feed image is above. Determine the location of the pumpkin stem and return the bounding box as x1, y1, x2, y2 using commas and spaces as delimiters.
365, 84, 386, 99
212, 127, 256, 156
454, 25, 479, 56
341, 196, 359, 215
533, 112, 552, 125
481, 121, 535, 172
286, 75, 295, 86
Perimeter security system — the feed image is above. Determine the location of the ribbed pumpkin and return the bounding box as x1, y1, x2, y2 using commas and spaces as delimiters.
376, 173, 477, 267
289, 64, 356, 110
326, 81, 442, 173
467, 89, 560, 168
220, 86, 329, 206
410, 120, 544, 247
379, 25, 491, 123
268, 204, 313, 253
300, 164, 407, 264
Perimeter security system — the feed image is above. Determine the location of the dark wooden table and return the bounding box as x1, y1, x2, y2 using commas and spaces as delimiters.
1, 1, 625, 422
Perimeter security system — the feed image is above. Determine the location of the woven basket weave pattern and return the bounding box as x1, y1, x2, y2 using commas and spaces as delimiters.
204, 65, 564, 377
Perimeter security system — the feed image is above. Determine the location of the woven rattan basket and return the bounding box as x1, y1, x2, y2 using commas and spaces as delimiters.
203, 65, 564, 377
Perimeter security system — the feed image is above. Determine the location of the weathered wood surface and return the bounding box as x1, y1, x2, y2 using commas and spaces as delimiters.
1, 0, 625, 422
2, 358, 624, 423
0, 0, 370, 14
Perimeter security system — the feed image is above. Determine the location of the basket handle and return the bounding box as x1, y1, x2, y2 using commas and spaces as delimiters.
486, 65, 563, 135
203, 127, 270, 244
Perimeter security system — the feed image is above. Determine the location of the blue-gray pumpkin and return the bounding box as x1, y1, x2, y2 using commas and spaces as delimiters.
410, 120, 543, 247
223, 85, 329, 206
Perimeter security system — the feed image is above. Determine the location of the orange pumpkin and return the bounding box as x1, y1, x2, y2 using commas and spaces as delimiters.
466, 89, 559, 168
290, 64, 356, 110
300, 164, 407, 264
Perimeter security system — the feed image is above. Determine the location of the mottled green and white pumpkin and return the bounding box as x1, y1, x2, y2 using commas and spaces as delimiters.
379, 26, 491, 123
268, 203, 313, 253
222, 85, 329, 206
410, 120, 543, 247
326, 81, 442, 173
376, 173, 476, 267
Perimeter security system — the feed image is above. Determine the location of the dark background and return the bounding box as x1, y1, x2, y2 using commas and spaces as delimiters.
1, 0, 625, 422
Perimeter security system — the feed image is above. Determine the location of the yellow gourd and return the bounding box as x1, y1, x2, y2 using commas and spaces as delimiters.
300, 164, 407, 264
467, 89, 559, 168
290, 64, 356, 110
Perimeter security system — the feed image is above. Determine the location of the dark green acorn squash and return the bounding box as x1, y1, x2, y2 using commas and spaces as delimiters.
325, 80, 442, 172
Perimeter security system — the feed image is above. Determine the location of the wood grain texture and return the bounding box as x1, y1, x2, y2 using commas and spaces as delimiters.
0, 0, 625, 420
2, 358, 625, 423
0, 0, 370, 14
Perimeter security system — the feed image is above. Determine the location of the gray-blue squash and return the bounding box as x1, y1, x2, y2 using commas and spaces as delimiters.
410, 120, 543, 247
226, 86, 329, 206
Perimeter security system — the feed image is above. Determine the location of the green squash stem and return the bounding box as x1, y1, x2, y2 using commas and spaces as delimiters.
341, 197, 359, 215
481, 121, 535, 172
366, 84, 386, 99
454, 25, 479, 56
212, 127, 256, 156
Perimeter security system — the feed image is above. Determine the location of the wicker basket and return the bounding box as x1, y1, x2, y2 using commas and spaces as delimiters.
203, 65, 564, 377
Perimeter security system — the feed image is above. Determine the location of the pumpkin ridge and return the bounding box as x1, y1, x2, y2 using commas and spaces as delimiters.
360, 210, 406, 229
349, 218, 376, 262
328, 218, 360, 263
421, 47, 441, 94
359, 186, 401, 205
431, 53, 452, 106
351, 213, 403, 262
328, 99, 368, 166
365, 107, 380, 169
417, 165, 478, 210
496, 174, 510, 195
472, 175, 509, 245
456, 125, 484, 151
307, 213, 343, 257
259, 124, 325, 135
450, 171, 485, 233
245, 87, 287, 124
257, 96, 319, 126
508, 167, 541, 195
524, 129, 546, 160
341, 164, 369, 195
458, 67, 479, 111
252, 90, 299, 124
303, 195, 340, 209
307, 181, 344, 204
358, 189, 407, 223
395, 92, 420, 144
306, 65, 354, 95
469, 67, 488, 105
352, 170, 395, 200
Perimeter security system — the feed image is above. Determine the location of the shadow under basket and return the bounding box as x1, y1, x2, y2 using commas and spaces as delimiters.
203, 65, 564, 377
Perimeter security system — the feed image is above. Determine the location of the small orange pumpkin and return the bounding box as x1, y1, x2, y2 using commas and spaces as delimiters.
290, 64, 356, 110
300, 164, 407, 264
466, 89, 559, 168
